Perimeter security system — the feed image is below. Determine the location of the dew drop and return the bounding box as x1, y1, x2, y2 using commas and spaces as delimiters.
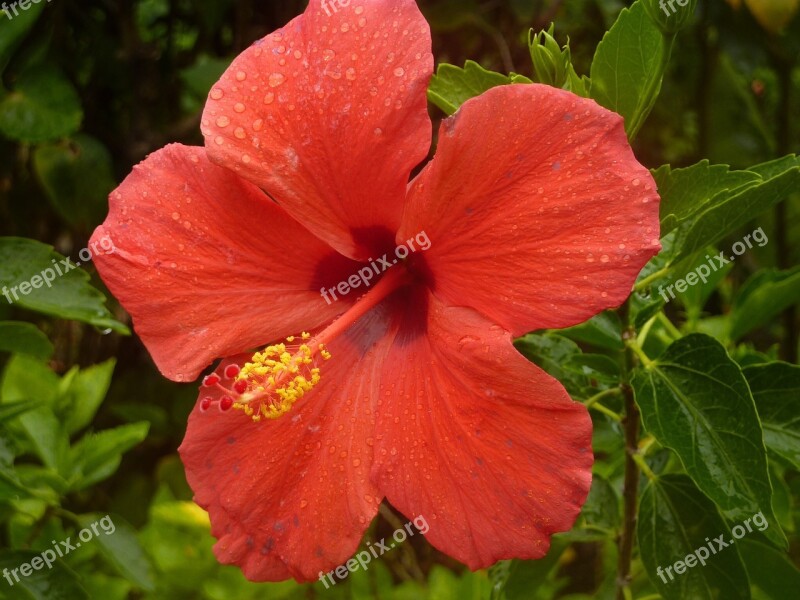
300, 499, 308, 508
355, 5, 364, 14
234, 102, 246, 113
358, 17, 367, 27
269, 73, 285, 87
242, 154, 251, 164
214, 136, 224, 146
216, 116, 230, 128
341, 23, 350, 32
234, 127, 246, 139
346, 67, 357, 80
393, 67, 405, 77
600, 255, 610, 263
323, 49, 335, 61
210, 88, 224, 100
632, 178, 641, 186
172, 212, 180, 220
236, 71, 247, 81
253, 119, 264, 131
264, 92, 275, 104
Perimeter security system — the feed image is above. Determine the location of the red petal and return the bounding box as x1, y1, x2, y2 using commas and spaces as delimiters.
90, 144, 359, 382
372, 290, 593, 568
202, 0, 433, 259
399, 85, 661, 335
179, 305, 396, 582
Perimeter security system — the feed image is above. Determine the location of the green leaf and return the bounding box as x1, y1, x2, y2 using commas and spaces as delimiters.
669, 157, 800, 263
580, 474, 620, 532
729, 267, 800, 341
427, 61, 511, 115
739, 538, 800, 598
0, 64, 82, 143
57, 359, 116, 436
590, 0, 672, 138
0, 353, 59, 405
0, 550, 89, 600
33, 134, 117, 228
20, 407, 70, 475
638, 475, 749, 600
565, 354, 620, 383
0, 399, 42, 424
0, 321, 53, 359
494, 539, 568, 600
0, 471, 31, 502
69, 422, 149, 489
77, 513, 155, 591
641, 0, 698, 34
653, 161, 761, 234
743, 363, 800, 469
559, 311, 624, 351
0, 0, 47, 73
632, 333, 786, 546
0, 237, 128, 333
527, 24, 588, 96
514, 333, 585, 391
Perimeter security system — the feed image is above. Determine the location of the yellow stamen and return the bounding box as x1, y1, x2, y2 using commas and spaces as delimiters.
234, 334, 330, 422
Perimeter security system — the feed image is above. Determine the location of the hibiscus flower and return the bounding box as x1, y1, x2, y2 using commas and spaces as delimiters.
90, 0, 660, 583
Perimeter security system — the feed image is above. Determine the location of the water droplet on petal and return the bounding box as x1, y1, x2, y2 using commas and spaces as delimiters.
264, 92, 275, 104
323, 49, 335, 61
346, 67, 357, 80
234, 103, 246, 113
234, 127, 246, 139
210, 88, 224, 100
216, 116, 230, 128
269, 73, 285, 87
253, 119, 264, 131
236, 71, 247, 81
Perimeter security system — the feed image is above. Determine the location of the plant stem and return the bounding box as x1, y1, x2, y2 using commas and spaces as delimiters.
616, 299, 642, 600
633, 266, 670, 292
583, 387, 622, 407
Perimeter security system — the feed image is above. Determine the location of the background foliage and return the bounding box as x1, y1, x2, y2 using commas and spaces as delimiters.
0, 0, 799, 598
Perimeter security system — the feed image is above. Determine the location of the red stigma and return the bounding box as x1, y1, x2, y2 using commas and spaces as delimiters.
224, 364, 241, 378
234, 379, 248, 394
200, 397, 212, 411
203, 374, 221, 387
220, 396, 234, 411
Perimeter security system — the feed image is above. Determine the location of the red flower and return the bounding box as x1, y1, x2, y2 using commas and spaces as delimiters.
91, 0, 660, 583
